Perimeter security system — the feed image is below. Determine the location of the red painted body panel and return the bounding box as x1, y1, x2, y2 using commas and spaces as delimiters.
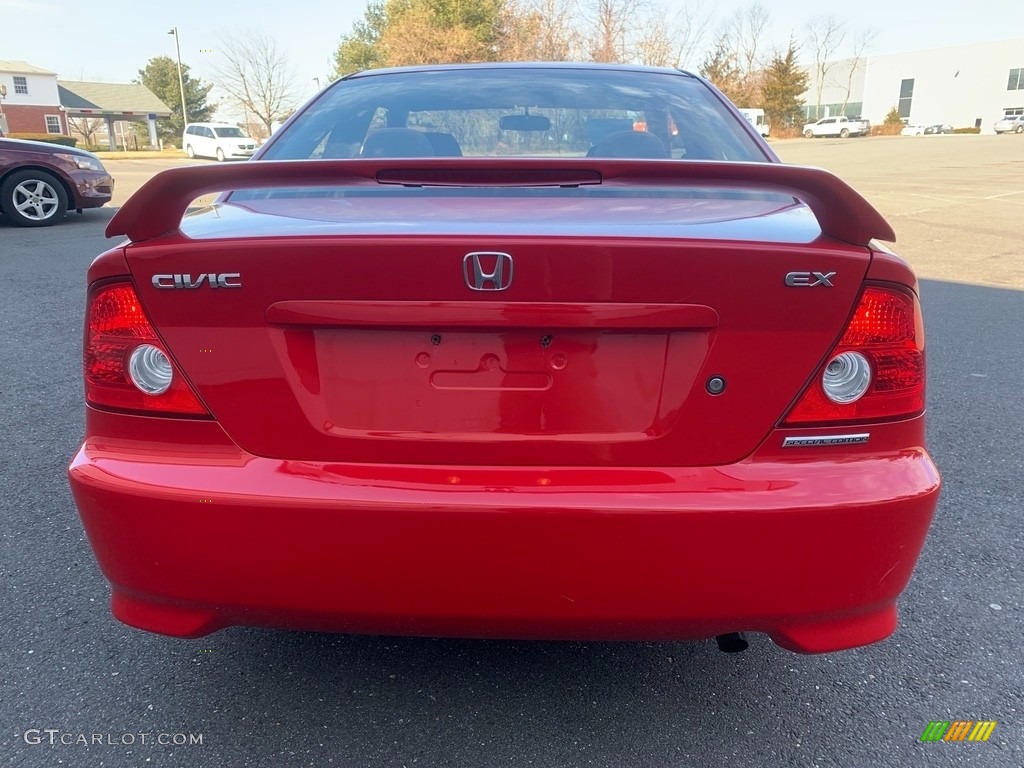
118, 233, 871, 466
264, 300, 720, 330
866, 241, 920, 290
69, 407, 938, 652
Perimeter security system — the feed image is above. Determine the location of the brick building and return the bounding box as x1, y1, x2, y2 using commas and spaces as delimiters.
0, 60, 65, 136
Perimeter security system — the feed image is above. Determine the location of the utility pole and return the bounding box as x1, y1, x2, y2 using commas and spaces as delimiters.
168, 27, 188, 126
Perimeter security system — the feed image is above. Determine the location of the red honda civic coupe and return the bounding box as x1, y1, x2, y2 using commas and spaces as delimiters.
69, 64, 940, 654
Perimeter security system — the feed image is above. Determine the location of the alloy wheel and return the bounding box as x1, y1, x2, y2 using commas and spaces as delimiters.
13, 179, 60, 222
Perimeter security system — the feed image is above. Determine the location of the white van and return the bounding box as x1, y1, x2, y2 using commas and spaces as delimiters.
737, 108, 770, 138
182, 122, 258, 161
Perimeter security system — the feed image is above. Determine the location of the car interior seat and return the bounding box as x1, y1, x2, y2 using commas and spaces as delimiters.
586, 130, 669, 159
360, 128, 436, 158
422, 132, 463, 156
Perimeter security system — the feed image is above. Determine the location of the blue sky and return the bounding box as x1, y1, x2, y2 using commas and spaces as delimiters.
2, 0, 1022, 119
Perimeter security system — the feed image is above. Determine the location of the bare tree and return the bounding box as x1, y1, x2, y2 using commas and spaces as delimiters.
217, 33, 299, 136
806, 14, 847, 120
500, 0, 581, 61
241, 118, 271, 142
67, 117, 105, 149
586, 0, 642, 63
701, 3, 770, 105
635, 15, 676, 68
725, 2, 770, 80
635, 1, 712, 69
840, 27, 877, 116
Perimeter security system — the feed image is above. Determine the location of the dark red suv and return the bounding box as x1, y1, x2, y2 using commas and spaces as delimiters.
0, 138, 113, 227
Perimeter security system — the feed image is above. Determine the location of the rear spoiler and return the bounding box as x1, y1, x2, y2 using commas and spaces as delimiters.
106, 158, 895, 246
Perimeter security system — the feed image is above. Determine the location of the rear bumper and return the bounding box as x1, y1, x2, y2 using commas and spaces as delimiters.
68, 416, 940, 653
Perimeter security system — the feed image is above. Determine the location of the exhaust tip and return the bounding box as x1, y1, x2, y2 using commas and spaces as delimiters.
715, 632, 749, 653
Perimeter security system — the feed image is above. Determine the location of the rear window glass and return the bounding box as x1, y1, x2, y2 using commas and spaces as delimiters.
261, 67, 766, 163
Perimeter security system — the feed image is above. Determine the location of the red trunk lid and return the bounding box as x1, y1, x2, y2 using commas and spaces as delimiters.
123, 186, 871, 466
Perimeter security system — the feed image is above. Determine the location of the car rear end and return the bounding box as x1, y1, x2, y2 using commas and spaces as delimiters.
69, 65, 939, 653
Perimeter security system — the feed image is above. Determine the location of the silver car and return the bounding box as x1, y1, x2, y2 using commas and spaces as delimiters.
994, 115, 1024, 134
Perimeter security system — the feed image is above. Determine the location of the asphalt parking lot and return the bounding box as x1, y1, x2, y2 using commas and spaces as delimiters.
1, 136, 1021, 767
775, 135, 1024, 289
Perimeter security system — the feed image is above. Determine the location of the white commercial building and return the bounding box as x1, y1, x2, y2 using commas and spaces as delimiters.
803, 38, 1024, 133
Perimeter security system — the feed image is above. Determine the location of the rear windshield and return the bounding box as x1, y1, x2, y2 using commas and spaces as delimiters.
260, 67, 767, 163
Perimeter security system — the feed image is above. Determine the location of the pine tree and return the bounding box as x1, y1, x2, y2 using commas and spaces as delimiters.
136, 56, 216, 145
760, 41, 809, 130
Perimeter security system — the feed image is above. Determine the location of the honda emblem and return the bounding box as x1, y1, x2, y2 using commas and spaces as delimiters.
463, 252, 513, 291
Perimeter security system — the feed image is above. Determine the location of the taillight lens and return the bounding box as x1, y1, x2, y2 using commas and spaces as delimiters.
85, 282, 209, 416
784, 286, 925, 425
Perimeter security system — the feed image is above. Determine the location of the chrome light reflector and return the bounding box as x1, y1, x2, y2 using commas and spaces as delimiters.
822, 351, 871, 404
128, 344, 173, 395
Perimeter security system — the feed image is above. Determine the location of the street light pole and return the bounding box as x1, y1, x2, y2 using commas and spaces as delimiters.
168, 27, 188, 128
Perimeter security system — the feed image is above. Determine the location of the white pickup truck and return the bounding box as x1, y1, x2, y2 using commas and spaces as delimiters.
802, 116, 871, 138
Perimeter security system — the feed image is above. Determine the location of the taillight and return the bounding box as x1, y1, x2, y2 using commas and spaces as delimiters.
784, 285, 925, 425
84, 281, 209, 416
